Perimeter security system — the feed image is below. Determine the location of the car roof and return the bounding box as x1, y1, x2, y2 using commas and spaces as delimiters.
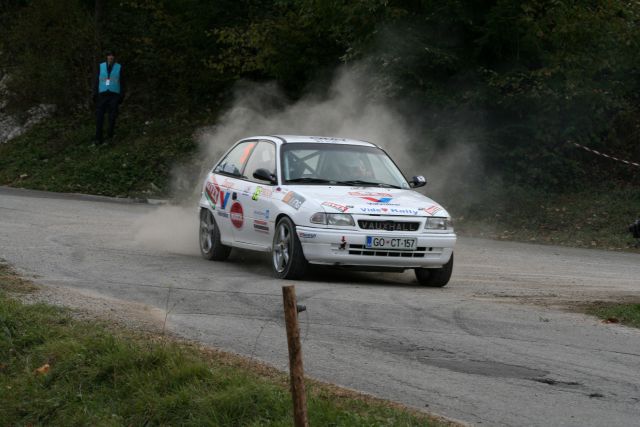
245, 135, 377, 147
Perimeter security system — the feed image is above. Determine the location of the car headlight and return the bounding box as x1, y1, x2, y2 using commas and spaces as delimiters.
310, 212, 355, 226
425, 217, 453, 230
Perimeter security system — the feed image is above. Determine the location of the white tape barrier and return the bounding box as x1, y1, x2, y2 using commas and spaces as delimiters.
572, 142, 640, 168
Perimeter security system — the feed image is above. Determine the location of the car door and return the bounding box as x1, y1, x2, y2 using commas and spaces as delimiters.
212, 140, 258, 244
233, 140, 277, 246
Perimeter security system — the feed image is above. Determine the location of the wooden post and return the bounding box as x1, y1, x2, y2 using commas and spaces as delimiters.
282, 285, 308, 427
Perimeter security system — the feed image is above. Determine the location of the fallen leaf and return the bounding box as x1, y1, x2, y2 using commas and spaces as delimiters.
34, 363, 50, 375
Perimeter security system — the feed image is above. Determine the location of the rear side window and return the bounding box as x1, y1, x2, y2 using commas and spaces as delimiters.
214, 141, 257, 177
244, 141, 276, 183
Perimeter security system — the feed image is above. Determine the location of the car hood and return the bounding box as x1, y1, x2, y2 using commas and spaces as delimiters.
287, 186, 450, 217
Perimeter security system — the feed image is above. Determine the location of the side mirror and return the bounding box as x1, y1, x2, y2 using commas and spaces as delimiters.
409, 175, 427, 188
253, 168, 277, 184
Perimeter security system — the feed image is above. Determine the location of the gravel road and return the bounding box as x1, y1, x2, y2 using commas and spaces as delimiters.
1, 186, 639, 426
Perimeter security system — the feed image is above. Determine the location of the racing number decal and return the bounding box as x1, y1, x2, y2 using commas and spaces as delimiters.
283, 191, 305, 210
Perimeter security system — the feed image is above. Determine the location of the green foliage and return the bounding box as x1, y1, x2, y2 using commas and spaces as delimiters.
2, 0, 640, 190
98, 0, 253, 109
0, 0, 95, 112
211, 0, 388, 96
477, 0, 640, 188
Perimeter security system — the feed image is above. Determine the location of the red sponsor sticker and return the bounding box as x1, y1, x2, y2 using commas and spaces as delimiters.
322, 201, 350, 212
424, 205, 443, 215
230, 202, 244, 228
205, 180, 221, 205
348, 191, 393, 197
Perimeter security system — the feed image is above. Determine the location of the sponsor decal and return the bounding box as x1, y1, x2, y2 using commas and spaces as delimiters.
321, 201, 351, 212
230, 202, 244, 228
349, 191, 393, 198
204, 179, 221, 207
358, 207, 385, 214
218, 191, 231, 210
283, 191, 305, 210
251, 186, 272, 201
253, 209, 270, 219
217, 211, 229, 218
357, 206, 417, 215
252, 187, 262, 201
312, 136, 346, 143
423, 205, 443, 215
361, 196, 392, 203
339, 236, 347, 250
389, 207, 419, 215
253, 219, 269, 233
298, 231, 317, 239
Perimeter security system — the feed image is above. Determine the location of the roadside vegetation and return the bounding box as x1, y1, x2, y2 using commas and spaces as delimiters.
0, 263, 452, 426
0, 111, 199, 198
584, 302, 640, 328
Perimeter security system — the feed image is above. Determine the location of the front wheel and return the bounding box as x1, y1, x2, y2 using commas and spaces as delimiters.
272, 217, 308, 279
415, 253, 453, 287
199, 208, 231, 261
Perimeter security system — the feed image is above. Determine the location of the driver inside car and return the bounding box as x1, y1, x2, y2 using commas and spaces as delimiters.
347, 157, 374, 181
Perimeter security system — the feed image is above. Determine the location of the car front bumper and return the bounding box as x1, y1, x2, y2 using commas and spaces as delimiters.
296, 225, 455, 269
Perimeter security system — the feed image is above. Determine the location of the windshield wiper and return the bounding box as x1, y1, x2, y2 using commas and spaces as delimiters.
334, 180, 402, 189
285, 177, 332, 184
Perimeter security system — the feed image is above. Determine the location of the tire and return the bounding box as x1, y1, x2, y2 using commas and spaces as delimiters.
415, 253, 453, 287
199, 208, 231, 261
272, 217, 308, 279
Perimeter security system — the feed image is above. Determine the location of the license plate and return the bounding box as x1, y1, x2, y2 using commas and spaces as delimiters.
366, 236, 417, 250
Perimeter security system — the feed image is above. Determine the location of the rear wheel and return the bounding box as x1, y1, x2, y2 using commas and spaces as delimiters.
415, 253, 453, 287
199, 208, 231, 261
272, 217, 308, 279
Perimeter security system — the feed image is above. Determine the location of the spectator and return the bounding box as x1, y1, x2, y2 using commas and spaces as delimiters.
93, 49, 125, 145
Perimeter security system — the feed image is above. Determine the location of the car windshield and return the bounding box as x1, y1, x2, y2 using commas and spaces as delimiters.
281, 143, 410, 188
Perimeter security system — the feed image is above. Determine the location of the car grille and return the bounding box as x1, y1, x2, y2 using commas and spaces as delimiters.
348, 245, 443, 258
357, 220, 420, 232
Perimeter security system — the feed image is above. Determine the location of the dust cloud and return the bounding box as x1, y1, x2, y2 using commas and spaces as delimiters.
134, 66, 482, 255
133, 205, 199, 256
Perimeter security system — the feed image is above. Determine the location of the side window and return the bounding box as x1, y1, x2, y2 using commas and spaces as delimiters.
244, 141, 276, 183
214, 141, 257, 177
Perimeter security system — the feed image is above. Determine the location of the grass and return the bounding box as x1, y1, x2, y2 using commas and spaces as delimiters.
452, 184, 640, 252
584, 302, 640, 328
0, 263, 452, 426
0, 110, 200, 198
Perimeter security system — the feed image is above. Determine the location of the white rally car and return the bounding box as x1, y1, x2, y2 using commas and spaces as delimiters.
198, 135, 456, 286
